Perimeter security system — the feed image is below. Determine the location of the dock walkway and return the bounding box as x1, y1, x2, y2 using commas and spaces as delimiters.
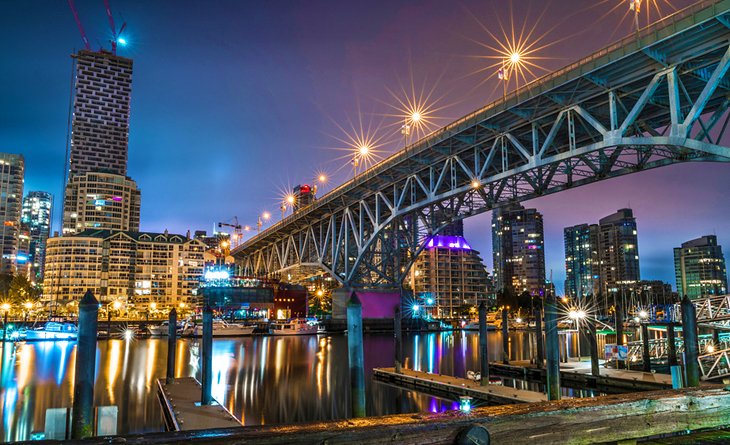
156, 378, 240, 431
373, 367, 547, 404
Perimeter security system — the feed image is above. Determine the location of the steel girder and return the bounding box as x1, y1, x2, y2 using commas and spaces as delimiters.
235, 3, 730, 288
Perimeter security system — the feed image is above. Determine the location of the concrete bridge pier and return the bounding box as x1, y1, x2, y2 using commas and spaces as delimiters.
332, 287, 401, 320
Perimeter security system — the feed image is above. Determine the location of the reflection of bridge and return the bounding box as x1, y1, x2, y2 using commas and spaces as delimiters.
234, 1, 730, 293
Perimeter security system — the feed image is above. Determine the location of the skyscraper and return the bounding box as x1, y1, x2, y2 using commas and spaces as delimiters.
598, 209, 640, 294
0, 153, 25, 274
492, 204, 546, 296
564, 223, 600, 299
21, 191, 53, 281
674, 235, 728, 299
563, 209, 640, 300
68, 50, 132, 177
60, 49, 140, 235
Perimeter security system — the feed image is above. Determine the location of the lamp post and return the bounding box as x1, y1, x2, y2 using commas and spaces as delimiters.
568, 308, 586, 361
257, 212, 271, 233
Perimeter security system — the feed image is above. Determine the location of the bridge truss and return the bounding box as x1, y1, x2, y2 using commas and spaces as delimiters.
234, 1, 730, 288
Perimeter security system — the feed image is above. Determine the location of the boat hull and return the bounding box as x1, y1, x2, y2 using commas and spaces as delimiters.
25, 331, 77, 341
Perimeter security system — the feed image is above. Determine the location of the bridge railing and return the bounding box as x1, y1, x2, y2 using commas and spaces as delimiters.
237, 0, 728, 252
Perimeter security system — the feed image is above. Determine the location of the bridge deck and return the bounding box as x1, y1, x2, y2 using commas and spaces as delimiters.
156, 378, 240, 431
373, 367, 548, 404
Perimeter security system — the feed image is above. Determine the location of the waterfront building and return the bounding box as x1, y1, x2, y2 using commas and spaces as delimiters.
20, 191, 53, 281
674, 235, 728, 299
43, 230, 205, 311
411, 233, 491, 318
68, 50, 132, 177
564, 223, 600, 299
62, 172, 140, 234
563, 209, 641, 300
492, 204, 546, 296
0, 153, 25, 274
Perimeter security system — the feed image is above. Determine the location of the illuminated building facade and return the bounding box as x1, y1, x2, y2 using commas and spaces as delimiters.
674, 235, 728, 299
0, 153, 25, 274
492, 204, 546, 296
411, 234, 491, 318
62, 172, 140, 234
564, 209, 641, 299
43, 230, 205, 310
20, 191, 53, 281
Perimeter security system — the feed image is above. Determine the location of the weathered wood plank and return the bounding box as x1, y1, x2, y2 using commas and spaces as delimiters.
25, 387, 729, 445
157, 378, 240, 431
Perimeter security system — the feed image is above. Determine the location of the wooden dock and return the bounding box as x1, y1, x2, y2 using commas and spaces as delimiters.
156, 378, 240, 431
373, 367, 547, 404
488, 359, 675, 393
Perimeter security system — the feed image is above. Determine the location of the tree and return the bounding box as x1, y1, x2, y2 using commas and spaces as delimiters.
8, 274, 40, 305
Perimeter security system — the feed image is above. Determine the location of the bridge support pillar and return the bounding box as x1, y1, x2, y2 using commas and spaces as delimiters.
332, 288, 401, 320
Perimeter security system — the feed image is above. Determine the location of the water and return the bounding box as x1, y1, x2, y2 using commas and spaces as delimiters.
0, 330, 587, 442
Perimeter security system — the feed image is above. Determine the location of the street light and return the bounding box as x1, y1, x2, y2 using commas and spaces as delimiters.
568, 308, 587, 361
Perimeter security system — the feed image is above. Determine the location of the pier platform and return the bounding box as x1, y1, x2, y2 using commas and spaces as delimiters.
156, 378, 240, 431
373, 367, 547, 404
488, 359, 675, 392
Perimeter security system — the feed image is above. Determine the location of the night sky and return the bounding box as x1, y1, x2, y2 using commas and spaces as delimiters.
2, 0, 729, 293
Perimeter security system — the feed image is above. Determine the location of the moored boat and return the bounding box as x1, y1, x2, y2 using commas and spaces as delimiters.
25, 321, 78, 341
182, 319, 254, 337
270, 318, 318, 336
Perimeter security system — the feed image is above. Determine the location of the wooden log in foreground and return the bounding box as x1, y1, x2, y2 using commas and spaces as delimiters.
25, 387, 730, 445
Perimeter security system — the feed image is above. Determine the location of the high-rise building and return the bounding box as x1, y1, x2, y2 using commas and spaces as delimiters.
411, 234, 491, 318
492, 204, 546, 296
62, 172, 140, 234
564, 223, 600, 299
68, 50, 132, 177
61, 49, 140, 235
674, 235, 728, 299
20, 191, 53, 281
0, 153, 25, 274
44, 230, 206, 310
598, 209, 640, 293
563, 209, 641, 299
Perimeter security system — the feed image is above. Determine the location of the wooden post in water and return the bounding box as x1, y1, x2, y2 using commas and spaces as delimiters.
641, 323, 651, 373
71, 290, 99, 439
478, 302, 489, 385
615, 300, 624, 369
1, 311, 7, 345
166, 308, 177, 384
201, 305, 213, 405
544, 293, 561, 401
681, 295, 700, 387
501, 307, 509, 364
667, 322, 678, 366
394, 306, 402, 374
106, 311, 111, 339
347, 292, 366, 418
534, 304, 544, 369
713, 329, 721, 348
587, 317, 600, 377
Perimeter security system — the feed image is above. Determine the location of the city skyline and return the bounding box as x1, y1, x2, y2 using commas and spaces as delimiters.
2, 0, 730, 292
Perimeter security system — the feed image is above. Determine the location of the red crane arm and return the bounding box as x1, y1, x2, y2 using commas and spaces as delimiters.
67, 0, 90, 50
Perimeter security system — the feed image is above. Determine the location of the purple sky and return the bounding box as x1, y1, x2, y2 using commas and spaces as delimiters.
2, 0, 729, 293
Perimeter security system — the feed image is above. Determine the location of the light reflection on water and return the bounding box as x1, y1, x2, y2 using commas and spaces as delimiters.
0, 330, 589, 441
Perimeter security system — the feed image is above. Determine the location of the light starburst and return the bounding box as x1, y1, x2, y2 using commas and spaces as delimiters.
323, 105, 391, 176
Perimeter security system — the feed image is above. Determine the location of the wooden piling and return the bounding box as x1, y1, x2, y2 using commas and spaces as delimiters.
534, 304, 544, 369
478, 302, 489, 385
394, 306, 402, 374
667, 322, 678, 367
544, 293, 561, 401
615, 300, 624, 369
347, 292, 366, 418
166, 308, 177, 384
201, 305, 213, 405
501, 308, 509, 364
641, 323, 651, 373
681, 295, 700, 387
71, 290, 99, 439
588, 317, 600, 377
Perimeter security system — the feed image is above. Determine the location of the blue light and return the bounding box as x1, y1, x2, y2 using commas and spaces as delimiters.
412, 304, 420, 312
117, 37, 127, 46
426, 298, 434, 305
459, 396, 472, 414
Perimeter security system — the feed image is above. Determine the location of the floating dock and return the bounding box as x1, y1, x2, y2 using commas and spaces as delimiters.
156, 378, 240, 431
373, 367, 547, 404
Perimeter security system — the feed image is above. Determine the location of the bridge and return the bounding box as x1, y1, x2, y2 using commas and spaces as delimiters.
233, 0, 730, 311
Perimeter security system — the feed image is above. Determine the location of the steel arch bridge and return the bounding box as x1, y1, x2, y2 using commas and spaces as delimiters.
233, 0, 730, 289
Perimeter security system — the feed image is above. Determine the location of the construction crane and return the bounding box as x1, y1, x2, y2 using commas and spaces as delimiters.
67, 0, 127, 54
218, 217, 247, 249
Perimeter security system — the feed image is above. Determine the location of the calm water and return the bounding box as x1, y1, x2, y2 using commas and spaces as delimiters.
0, 330, 586, 442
